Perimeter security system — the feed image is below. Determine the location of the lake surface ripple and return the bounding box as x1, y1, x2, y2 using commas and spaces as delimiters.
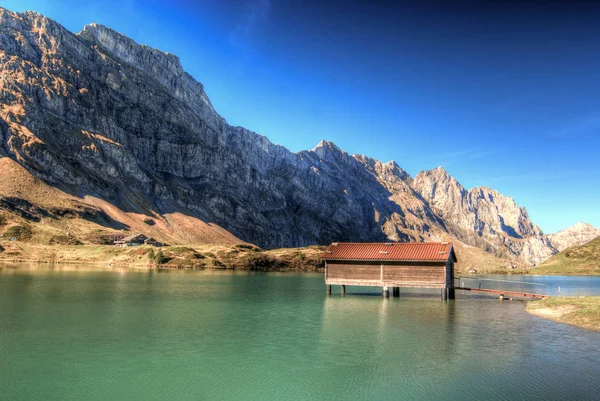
1, 267, 599, 401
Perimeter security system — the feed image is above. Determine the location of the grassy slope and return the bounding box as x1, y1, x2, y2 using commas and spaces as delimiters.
0, 156, 243, 246
0, 159, 324, 272
529, 236, 600, 276
526, 297, 600, 331
0, 241, 326, 271
449, 239, 509, 273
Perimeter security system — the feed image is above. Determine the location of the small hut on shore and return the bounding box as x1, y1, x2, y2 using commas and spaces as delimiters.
322, 242, 457, 299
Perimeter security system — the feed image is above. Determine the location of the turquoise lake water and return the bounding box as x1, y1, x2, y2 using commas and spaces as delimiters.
1, 266, 599, 400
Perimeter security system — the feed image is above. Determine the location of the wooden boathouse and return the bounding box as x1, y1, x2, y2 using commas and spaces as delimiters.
322, 242, 457, 299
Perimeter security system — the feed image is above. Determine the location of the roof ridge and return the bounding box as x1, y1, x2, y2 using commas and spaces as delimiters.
322, 241, 456, 262
328, 242, 452, 245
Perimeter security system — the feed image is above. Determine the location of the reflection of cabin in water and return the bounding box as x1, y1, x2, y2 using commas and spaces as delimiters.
114, 233, 162, 247
322, 242, 457, 299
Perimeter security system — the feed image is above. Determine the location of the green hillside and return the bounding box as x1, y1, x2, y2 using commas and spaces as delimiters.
531, 236, 600, 275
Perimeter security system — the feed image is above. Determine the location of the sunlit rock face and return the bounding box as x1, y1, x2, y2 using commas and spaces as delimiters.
411, 167, 556, 264
0, 8, 595, 263
548, 222, 600, 252
411, 168, 600, 264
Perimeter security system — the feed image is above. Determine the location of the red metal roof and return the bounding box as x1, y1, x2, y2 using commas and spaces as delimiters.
321, 242, 456, 262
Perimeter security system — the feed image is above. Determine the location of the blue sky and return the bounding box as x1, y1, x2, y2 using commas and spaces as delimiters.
2, 0, 599, 233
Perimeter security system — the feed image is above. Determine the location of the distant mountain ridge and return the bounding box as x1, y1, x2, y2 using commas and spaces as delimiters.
0, 7, 596, 265
547, 222, 600, 252
533, 234, 600, 275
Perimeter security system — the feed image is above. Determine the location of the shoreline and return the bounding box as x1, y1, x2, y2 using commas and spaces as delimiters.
0, 243, 598, 276
525, 297, 600, 331
1, 256, 599, 276
0, 243, 326, 272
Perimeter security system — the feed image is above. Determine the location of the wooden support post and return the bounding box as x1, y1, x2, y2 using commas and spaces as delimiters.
383, 286, 390, 298
340, 285, 346, 295
448, 287, 455, 299
326, 285, 331, 295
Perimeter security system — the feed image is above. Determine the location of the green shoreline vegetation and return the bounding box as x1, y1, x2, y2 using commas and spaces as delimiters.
526, 297, 600, 331
526, 237, 600, 276
0, 242, 326, 272
1, 239, 599, 275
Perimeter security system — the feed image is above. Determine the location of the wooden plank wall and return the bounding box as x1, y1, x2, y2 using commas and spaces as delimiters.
383, 264, 444, 283
327, 263, 380, 280
326, 261, 446, 286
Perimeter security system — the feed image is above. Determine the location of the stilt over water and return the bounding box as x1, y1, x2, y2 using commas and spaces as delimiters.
322, 242, 458, 299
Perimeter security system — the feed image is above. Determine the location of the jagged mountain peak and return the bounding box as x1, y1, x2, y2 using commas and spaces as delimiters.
78, 23, 183, 71
411, 165, 551, 262
352, 154, 410, 182
548, 221, 600, 252
430, 166, 451, 176
1, 6, 38, 19
414, 166, 465, 198
566, 221, 596, 231
0, 7, 58, 35
419, 165, 448, 175
312, 139, 341, 151
0, 7, 590, 266
382, 160, 410, 180
415, 166, 460, 186
311, 140, 348, 162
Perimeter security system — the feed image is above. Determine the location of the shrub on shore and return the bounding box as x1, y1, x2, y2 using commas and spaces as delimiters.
3, 224, 33, 241
154, 250, 169, 265
240, 253, 285, 271
48, 235, 82, 245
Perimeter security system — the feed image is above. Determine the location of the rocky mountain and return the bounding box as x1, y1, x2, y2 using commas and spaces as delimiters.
0, 7, 595, 265
411, 168, 600, 264
532, 234, 600, 275
548, 222, 600, 252
412, 167, 557, 264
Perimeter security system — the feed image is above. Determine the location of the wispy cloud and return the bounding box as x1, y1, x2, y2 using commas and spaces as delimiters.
229, 0, 271, 50
550, 113, 600, 138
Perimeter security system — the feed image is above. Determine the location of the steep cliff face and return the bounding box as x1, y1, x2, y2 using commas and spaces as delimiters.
411, 167, 593, 264
0, 8, 441, 249
413, 167, 543, 239
0, 8, 595, 264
